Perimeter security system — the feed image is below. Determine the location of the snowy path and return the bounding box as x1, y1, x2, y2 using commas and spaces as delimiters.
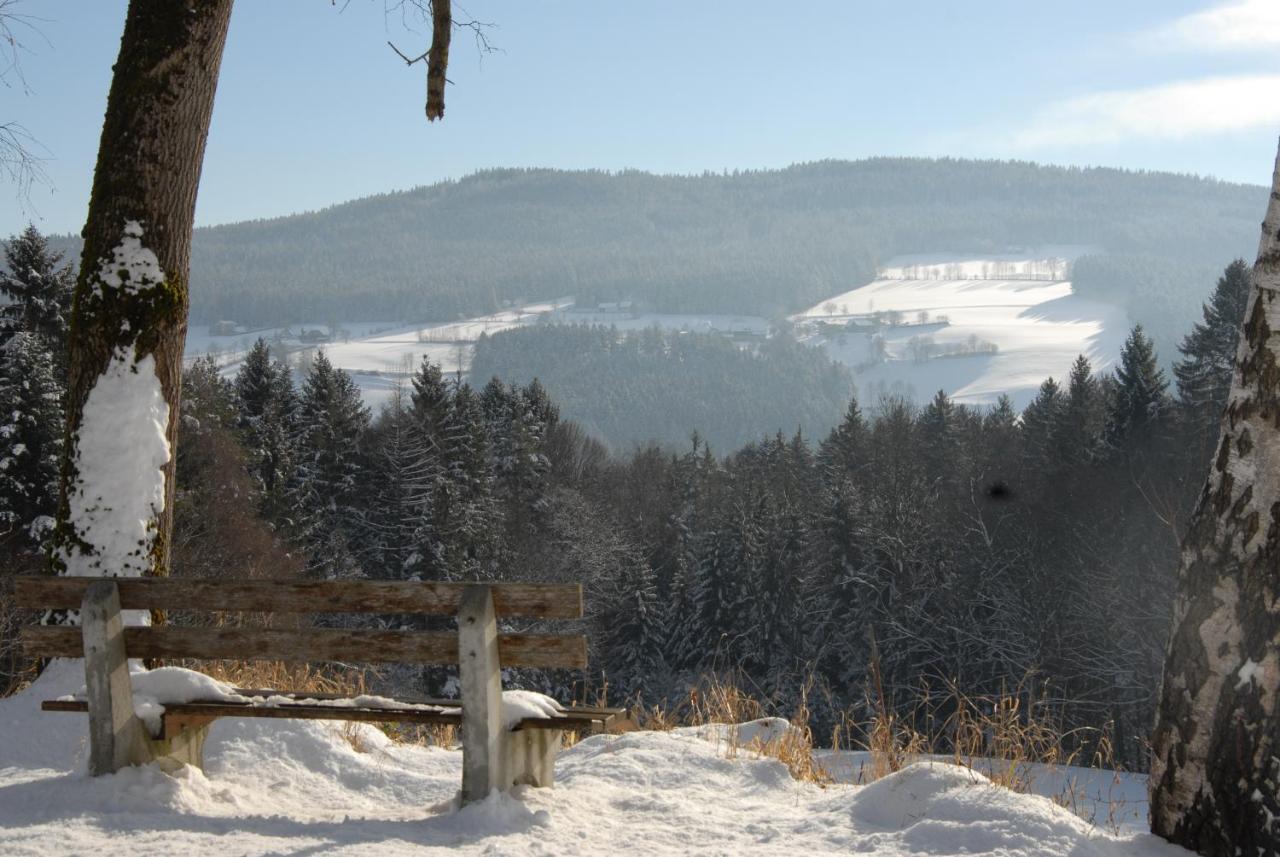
0, 664, 1189, 856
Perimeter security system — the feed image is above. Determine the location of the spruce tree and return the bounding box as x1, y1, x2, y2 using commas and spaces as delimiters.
0, 333, 65, 553
233, 339, 297, 521
918, 389, 962, 490
601, 550, 668, 701
1174, 259, 1251, 433
820, 396, 868, 479
360, 386, 440, 580
291, 349, 371, 579
410, 355, 451, 440
1020, 377, 1063, 478
436, 383, 500, 580
1108, 324, 1169, 444
1056, 355, 1103, 469
0, 226, 74, 360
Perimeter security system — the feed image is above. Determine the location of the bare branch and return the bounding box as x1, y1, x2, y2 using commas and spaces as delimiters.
375, 1, 500, 122
424, 0, 450, 120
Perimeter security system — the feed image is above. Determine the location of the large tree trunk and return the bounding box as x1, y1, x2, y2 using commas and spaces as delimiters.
51, 1, 233, 587
1150, 143, 1280, 854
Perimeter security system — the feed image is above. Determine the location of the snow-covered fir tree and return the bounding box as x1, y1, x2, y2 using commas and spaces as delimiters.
0, 226, 74, 359
233, 338, 299, 521
290, 349, 370, 579
0, 332, 65, 554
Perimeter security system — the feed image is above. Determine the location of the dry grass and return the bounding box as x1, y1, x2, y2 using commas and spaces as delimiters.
628, 667, 1127, 833
181, 659, 369, 697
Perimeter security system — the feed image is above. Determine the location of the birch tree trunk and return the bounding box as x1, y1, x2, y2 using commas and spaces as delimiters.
1149, 142, 1280, 855
51, 1, 234, 586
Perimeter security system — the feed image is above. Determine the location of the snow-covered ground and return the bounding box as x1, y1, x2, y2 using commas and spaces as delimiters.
184, 299, 773, 412
0, 663, 1189, 856
796, 262, 1128, 411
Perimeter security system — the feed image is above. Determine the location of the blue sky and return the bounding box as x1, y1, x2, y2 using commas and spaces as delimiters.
4, 0, 1280, 236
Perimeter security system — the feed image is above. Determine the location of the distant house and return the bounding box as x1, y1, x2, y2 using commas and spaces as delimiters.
299, 328, 331, 344
210, 320, 238, 336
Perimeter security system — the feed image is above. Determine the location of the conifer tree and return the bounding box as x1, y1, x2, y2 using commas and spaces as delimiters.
1108, 324, 1169, 444
1174, 260, 1251, 435
291, 349, 370, 579
410, 355, 451, 440
436, 383, 500, 579
821, 396, 868, 479
360, 386, 440, 580
0, 333, 65, 553
233, 339, 297, 521
1020, 377, 1063, 477
918, 389, 962, 489
1056, 355, 1103, 469
601, 550, 668, 700
0, 226, 74, 359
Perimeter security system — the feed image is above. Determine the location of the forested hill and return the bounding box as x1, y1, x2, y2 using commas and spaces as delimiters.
52, 159, 1266, 331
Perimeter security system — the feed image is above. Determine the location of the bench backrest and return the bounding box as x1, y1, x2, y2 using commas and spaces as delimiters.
15, 576, 587, 669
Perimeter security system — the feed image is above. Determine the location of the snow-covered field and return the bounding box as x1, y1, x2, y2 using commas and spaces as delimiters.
186, 249, 1127, 415
796, 264, 1128, 411
0, 663, 1188, 856
184, 299, 772, 411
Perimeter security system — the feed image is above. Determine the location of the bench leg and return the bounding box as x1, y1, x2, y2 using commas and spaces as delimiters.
504, 729, 561, 788
149, 718, 211, 772
458, 585, 503, 805
81, 579, 148, 776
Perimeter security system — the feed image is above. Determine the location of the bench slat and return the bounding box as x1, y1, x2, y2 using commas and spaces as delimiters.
23, 626, 588, 669
40, 699, 618, 732
12, 577, 583, 619
230, 687, 625, 718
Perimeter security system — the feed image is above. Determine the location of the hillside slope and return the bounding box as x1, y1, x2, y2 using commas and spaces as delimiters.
50, 160, 1264, 347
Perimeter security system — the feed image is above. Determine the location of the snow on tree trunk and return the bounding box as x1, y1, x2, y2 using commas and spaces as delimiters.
1149, 143, 1280, 855
51, 1, 233, 588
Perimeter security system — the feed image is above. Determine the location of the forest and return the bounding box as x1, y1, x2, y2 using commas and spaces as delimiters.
45, 158, 1265, 357
0, 226, 1251, 772
468, 324, 856, 451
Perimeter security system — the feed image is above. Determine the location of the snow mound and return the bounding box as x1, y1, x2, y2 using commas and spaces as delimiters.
0, 666, 1189, 856
844, 761, 1175, 856
680, 716, 800, 748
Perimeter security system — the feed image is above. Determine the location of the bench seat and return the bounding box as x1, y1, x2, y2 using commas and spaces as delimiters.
41, 690, 628, 740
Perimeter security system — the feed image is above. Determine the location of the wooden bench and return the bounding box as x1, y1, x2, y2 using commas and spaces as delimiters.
15, 575, 626, 804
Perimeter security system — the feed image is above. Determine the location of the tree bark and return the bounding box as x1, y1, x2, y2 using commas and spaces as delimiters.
51, 1, 233, 587
1150, 142, 1280, 854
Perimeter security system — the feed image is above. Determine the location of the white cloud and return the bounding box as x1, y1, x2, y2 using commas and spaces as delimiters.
1151, 0, 1280, 51
1012, 74, 1280, 148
